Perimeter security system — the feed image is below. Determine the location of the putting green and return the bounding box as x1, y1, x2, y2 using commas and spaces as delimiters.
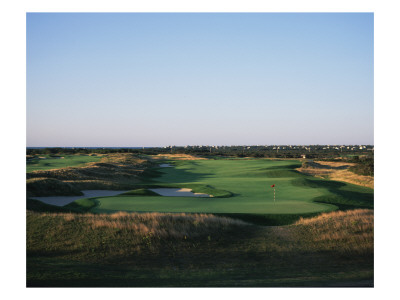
87, 159, 374, 214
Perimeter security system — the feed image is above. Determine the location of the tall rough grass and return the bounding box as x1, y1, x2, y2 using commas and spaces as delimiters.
27, 209, 374, 286
152, 154, 207, 160
294, 209, 373, 255
27, 208, 374, 283
26, 177, 83, 197
55, 211, 248, 239
27, 211, 249, 262
297, 161, 374, 189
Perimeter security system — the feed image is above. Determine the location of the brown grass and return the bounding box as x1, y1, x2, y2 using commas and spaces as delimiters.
35, 211, 248, 240
151, 154, 208, 160
314, 161, 356, 168
27, 208, 373, 278
26, 177, 83, 197
297, 161, 374, 189
294, 209, 373, 255
99, 153, 148, 165
27, 210, 252, 264
27, 208, 374, 286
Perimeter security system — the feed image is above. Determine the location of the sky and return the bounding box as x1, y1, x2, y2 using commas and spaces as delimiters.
26, 13, 374, 147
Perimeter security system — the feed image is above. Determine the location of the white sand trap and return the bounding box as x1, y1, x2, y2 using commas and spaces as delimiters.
159, 164, 172, 167
150, 188, 211, 197
31, 190, 129, 206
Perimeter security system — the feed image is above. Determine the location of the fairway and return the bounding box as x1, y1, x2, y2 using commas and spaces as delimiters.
27, 155, 102, 172
87, 159, 373, 215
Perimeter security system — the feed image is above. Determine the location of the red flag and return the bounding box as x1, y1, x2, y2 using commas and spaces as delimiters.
271, 184, 275, 188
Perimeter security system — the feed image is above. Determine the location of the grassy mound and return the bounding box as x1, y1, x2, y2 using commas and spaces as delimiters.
27, 178, 83, 197
27, 209, 373, 287
27, 199, 75, 213
106, 184, 232, 198
294, 209, 373, 255
26, 154, 102, 172
216, 212, 321, 226
27, 198, 98, 214
27, 211, 249, 263
160, 183, 233, 198
66, 184, 233, 214
26, 154, 158, 195
120, 188, 160, 196
64, 198, 98, 213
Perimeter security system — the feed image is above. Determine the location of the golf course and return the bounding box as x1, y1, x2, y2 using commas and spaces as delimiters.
72, 158, 373, 218
21, 11, 380, 290
27, 153, 374, 287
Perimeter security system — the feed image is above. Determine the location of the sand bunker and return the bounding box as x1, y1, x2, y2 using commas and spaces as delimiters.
149, 188, 211, 197
31, 190, 129, 206
159, 164, 172, 167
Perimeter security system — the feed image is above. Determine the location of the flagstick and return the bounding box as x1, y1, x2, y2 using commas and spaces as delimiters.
274, 188, 275, 204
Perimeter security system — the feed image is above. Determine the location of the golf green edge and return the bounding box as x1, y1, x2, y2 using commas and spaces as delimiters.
61, 159, 372, 225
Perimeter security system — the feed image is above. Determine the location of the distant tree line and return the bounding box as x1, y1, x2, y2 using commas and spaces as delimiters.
26, 146, 373, 161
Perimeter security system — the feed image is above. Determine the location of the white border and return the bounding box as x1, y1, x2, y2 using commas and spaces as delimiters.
1, 0, 399, 299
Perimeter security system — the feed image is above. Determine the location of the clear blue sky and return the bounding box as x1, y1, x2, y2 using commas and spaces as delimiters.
26, 13, 373, 146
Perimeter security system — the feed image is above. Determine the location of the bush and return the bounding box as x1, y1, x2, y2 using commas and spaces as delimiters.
349, 158, 374, 176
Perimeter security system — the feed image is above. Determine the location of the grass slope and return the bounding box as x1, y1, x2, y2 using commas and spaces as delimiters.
27, 155, 102, 172
27, 209, 373, 287
27, 178, 83, 197
82, 159, 372, 216
26, 154, 154, 194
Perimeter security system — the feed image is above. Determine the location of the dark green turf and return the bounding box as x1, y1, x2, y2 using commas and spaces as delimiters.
74, 159, 373, 215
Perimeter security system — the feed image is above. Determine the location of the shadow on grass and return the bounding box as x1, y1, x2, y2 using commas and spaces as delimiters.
151, 163, 215, 184
215, 212, 322, 226
292, 178, 374, 209
27, 199, 78, 213
27, 250, 373, 287
292, 178, 346, 189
